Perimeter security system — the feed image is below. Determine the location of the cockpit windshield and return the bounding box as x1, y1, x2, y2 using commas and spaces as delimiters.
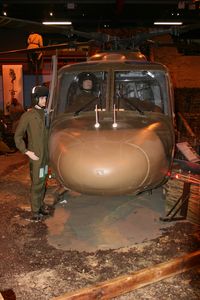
55, 71, 108, 115
53, 68, 171, 116
114, 70, 168, 114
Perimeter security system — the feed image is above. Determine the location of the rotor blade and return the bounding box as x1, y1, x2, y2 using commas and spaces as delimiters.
0, 41, 92, 56
0, 16, 117, 44
126, 24, 200, 48
132, 28, 174, 47
0, 16, 71, 35
71, 29, 117, 43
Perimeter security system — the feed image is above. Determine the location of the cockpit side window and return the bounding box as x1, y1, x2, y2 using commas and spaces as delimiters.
54, 73, 74, 114
114, 71, 168, 114
55, 71, 108, 115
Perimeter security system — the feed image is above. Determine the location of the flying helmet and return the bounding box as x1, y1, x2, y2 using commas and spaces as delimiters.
31, 85, 49, 105
77, 72, 97, 90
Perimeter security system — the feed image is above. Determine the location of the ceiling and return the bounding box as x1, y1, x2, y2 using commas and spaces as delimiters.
1, 0, 200, 31
0, 0, 200, 46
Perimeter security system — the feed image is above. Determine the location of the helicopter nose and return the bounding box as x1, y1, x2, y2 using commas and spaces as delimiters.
56, 139, 151, 195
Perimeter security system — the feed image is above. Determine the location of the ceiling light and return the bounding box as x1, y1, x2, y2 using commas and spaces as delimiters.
43, 21, 72, 25
154, 22, 183, 25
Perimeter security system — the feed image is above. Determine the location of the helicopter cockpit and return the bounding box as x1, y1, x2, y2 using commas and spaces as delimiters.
114, 70, 166, 114
53, 67, 172, 117
49, 64, 175, 196
54, 71, 108, 115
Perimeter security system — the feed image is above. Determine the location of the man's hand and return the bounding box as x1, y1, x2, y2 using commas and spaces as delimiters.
25, 150, 39, 161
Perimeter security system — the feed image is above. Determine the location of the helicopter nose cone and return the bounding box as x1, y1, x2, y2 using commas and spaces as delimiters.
57, 140, 150, 195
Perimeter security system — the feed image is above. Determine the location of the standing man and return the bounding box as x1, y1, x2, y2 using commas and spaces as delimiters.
14, 85, 49, 221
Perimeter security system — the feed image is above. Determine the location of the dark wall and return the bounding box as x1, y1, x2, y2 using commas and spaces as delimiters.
174, 88, 200, 114
0, 28, 28, 51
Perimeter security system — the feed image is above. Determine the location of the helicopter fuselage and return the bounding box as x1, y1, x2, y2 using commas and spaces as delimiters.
49, 53, 175, 195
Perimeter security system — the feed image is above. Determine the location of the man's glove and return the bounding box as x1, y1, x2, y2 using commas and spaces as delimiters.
25, 150, 39, 161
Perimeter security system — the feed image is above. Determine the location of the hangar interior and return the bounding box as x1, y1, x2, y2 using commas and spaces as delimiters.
0, 1, 199, 149
0, 2, 200, 300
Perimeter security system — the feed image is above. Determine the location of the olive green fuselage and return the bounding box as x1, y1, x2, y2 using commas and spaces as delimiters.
49, 111, 174, 195
49, 55, 175, 195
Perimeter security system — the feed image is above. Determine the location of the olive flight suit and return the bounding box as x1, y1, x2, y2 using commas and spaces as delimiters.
14, 107, 48, 213
68, 91, 96, 113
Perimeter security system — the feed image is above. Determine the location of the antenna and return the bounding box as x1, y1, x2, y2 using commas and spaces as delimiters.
94, 105, 100, 128
112, 104, 118, 128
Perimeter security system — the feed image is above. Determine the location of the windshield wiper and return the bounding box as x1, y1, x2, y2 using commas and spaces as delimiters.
118, 96, 145, 115
74, 96, 98, 116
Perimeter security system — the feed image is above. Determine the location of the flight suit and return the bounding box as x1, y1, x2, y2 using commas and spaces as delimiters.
68, 91, 96, 113
27, 33, 43, 49
14, 107, 48, 213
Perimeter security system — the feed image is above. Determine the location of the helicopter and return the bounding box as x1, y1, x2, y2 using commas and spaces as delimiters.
47, 54, 175, 196
45, 26, 179, 196
0, 16, 190, 196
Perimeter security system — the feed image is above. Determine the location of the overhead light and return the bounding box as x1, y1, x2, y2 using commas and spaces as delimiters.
43, 21, 72, 25
154, 22, 183, 25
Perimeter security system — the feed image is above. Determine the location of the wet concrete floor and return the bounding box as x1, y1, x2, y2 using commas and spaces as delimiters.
45, 188, 174, 252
